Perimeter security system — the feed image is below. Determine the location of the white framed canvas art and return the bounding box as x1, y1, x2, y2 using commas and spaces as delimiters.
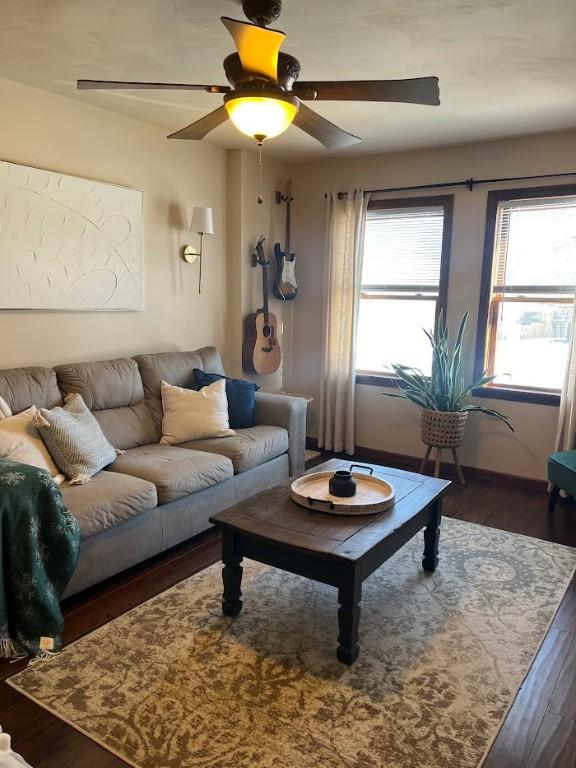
0, 160, 142, 310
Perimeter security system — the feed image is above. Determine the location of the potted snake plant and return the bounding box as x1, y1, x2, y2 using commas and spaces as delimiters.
384, 311, 513, 480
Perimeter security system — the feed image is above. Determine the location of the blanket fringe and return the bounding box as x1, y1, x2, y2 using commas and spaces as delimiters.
0, 637, 22, 659
27, 650, 60, 666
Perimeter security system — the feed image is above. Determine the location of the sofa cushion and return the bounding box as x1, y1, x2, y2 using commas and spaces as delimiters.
61, 470, 157, 539
56, 358, 145, 410
134, 347, 226, 430
182, 425, 289, 474
55, 358, 158, 449
107, 444, 234, 504
0, 367, 62, 414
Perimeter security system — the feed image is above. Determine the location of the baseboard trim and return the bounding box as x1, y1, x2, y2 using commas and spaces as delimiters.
305, 438, 547, 493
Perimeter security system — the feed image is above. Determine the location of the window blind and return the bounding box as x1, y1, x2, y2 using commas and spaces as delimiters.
362, 206, 445, 288
492, 196, 576, 291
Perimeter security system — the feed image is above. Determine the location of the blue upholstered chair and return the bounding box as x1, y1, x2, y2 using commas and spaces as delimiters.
548, 451, 576, 512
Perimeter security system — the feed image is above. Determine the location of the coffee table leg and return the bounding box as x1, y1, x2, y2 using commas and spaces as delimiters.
337, 576, 362, 665
222, 531, 243, 617
422, 499, 442, 573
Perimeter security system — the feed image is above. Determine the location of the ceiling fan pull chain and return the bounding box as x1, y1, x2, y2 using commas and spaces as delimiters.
257, 140, 264, 205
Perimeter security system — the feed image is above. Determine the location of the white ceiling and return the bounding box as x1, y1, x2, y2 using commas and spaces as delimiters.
1, 0, 576, 160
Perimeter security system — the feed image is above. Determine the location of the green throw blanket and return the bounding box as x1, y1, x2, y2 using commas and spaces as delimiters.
0, 459, 80, 660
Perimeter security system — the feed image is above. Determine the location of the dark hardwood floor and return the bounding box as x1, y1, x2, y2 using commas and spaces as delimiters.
1, 458, 575, 767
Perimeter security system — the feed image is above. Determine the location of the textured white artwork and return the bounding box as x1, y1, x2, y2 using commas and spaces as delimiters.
0, 160, 142, 310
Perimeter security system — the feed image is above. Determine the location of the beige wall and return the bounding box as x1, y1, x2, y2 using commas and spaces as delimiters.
287, 129, 576, 480
0, 77, 228, 369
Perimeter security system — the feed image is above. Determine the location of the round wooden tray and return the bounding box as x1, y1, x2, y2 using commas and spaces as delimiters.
290, 470, 395, 516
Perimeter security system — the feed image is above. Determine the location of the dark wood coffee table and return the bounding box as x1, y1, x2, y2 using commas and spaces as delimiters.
209, 459, 450, 664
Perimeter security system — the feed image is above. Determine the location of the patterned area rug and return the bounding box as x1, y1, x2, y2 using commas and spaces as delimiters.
9, 519, 576, 768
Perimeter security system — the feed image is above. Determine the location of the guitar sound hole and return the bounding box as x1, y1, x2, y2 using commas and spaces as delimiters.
263, 325, 271, 338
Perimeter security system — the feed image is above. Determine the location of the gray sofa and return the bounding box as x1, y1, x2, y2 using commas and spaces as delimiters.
0, 347, 307, 597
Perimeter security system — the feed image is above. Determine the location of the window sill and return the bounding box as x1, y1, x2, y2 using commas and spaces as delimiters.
356, 373, 405, 388
472, 386, 560, 406
356, 375, 561, 406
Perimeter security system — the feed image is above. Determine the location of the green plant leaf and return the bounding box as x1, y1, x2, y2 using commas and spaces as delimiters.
385, 310, 514, 432
382, 387, 432, 410
459, 404, 515, 431
455, 371, 497, 408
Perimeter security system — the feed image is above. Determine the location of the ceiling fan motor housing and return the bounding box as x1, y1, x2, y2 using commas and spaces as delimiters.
224, 51, 301, 91
242, 0, 282, 26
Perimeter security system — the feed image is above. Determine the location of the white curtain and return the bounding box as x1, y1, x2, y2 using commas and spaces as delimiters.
318, 190, 370, 455
554, 296, 576, 453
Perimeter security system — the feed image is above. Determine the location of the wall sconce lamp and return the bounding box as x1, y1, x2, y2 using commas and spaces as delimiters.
182, 206, 214, 293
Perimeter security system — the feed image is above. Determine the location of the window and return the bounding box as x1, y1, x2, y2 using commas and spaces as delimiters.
475, 186, 576, 405
355, 196, 452, 381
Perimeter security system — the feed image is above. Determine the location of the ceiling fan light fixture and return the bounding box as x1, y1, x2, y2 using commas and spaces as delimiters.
224, 91, 299, 141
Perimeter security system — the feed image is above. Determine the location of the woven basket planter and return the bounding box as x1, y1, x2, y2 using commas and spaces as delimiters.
421, 409, 468, 449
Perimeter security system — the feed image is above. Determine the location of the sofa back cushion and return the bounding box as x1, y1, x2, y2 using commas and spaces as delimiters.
55, 358, 158, 449
0, 367, 62, 414
134, 347, 225, 429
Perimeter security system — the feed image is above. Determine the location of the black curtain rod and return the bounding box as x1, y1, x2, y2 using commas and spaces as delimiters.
325, 171, 576, 199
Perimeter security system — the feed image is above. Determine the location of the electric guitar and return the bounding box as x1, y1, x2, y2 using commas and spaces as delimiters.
243, 237, 282, 375
273, 187, 298, 301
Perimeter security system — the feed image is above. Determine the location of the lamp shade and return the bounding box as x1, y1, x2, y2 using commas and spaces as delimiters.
191, 206, 214, 235
225, 95, 298, 140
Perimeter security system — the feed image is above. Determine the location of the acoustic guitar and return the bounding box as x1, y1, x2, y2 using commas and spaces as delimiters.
243, 237, 281, 375
273, 187, 298, 301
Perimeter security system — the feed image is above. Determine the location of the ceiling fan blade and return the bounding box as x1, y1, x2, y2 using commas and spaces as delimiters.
221, 17, 285, 82
293, 104, 361, 150
167, 106, 229, 140
293, 77, 440, 105
78, 80, 230, 93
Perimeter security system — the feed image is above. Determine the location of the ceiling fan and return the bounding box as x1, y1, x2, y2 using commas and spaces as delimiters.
78, 0, 440, 150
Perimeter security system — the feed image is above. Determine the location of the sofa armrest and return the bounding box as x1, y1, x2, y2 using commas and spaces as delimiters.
254, 392, 307, 475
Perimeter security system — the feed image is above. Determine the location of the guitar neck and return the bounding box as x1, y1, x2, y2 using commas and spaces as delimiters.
261, 262, 270, 323
285, 198, 292, 257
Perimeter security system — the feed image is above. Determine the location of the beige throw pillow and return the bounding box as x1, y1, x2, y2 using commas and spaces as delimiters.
0, 407, 64, 484
160, 379, 235, 444
0, 396, 11, 419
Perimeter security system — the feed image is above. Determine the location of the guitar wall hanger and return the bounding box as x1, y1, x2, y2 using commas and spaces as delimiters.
275, 190, 291, 205
251, 243, 263, 268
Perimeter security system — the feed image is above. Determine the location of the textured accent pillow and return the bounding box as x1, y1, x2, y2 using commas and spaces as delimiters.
0, 407, 64, 484
35, 394, 118, 484
0, 396, 11, 419
192, 369, 259, 429
160, 379, 235, 445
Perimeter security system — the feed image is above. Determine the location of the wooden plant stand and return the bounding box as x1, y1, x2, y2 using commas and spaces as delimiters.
420, 409, 468, 486
420, 446, 465, 485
